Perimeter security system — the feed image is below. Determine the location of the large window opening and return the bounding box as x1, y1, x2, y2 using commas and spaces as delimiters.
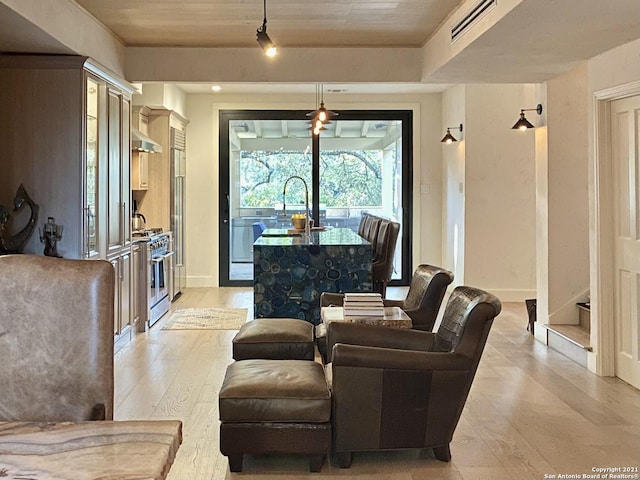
219, 110, 412, 286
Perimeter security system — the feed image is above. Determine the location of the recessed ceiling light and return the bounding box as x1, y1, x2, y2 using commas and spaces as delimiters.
211, 85, 222, 92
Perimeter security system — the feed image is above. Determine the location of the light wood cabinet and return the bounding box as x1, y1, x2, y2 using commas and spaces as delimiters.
0, 55, 134, 260
132, 152, 149, 190
107, 91, 132, 253
140, 109, 189, 232
0, 55, 136, 350
132, 243, 142, 328
132, 106, 151, 191
136, 109, 189, 299
111, 252, 133, 348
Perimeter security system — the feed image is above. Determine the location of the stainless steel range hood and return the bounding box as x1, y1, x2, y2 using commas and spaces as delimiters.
132, 129, 163, 154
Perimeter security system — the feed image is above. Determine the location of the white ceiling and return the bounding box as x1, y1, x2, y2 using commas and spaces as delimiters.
0, 2, 72, 55
1, 0, 639, 90
426, 0, 640, 83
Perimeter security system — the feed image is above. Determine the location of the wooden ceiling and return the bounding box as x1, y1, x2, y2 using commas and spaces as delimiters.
74, 0, 462, 48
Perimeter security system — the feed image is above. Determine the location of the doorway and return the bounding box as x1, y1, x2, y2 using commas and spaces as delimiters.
594, 85, 640, 389
609, 95, 640, 389
219, 110, 413, 287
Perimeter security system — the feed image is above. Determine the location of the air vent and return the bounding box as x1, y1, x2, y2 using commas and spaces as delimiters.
451, 0, 496, 42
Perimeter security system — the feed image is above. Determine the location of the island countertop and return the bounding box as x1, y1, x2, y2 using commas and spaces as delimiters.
256, 227, 370, 246
254, 228, 373, 323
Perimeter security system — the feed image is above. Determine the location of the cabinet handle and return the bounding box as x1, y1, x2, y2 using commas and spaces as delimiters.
152, 252, 174, 263
83, 207, 89, 257
84, 207, 95, 257
121, 202, 126, 244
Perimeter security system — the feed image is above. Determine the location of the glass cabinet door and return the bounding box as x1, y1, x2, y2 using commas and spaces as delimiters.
108, 89, 122, 250
85, 76, 100, 257
121, 98, 131, 244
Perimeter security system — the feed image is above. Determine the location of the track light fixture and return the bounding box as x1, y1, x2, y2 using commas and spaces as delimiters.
441, 124, 463, 144
256, 0, 276, 57
512, 104, 542, 131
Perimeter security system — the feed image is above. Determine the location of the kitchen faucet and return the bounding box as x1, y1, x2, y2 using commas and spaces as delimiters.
282, 175, 310, 238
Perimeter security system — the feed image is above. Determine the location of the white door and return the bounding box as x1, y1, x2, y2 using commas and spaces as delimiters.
611, 95, 640, 389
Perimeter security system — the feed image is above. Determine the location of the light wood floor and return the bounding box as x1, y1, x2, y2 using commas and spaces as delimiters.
114, 287, 640, 479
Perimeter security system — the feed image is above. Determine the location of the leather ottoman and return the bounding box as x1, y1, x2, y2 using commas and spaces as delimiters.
219, 359, 331, 472
232, 318, 315, 360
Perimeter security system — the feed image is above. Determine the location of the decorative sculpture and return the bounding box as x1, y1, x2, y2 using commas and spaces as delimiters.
40, 217, 64, 257
0, 184, 39, 255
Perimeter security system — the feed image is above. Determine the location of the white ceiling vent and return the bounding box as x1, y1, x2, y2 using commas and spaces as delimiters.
451, 0, 496, 42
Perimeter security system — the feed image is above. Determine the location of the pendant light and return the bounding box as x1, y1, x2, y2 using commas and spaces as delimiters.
512, 104, 542, 131
256, 0, 277, 57
307, 84, 338, 136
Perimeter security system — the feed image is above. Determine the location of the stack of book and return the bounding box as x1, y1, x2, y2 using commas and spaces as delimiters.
342, 293, 385, 316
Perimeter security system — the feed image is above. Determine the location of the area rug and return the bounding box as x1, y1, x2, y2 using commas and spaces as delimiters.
162, 307, 249, 330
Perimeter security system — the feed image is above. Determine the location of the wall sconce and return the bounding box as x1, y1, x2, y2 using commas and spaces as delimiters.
512, 104, 542, 131
441, 124, 463, 144
256, 0, 277, 57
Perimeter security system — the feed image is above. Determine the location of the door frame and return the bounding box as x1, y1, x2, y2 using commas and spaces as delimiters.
218, 109, 413, 287
592, 80, 640, 376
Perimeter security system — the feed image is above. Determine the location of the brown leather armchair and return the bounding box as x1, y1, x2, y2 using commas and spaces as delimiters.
321, 264, 454, 331
0, 254, 115, 421
326, 286, 501, 468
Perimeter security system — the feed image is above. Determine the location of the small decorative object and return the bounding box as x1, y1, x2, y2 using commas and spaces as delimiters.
40, 217, 63, 257
291, 213, 307, 230
0, 184, 39, 254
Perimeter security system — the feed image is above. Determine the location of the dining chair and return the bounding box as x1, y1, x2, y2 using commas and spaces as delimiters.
252, 222, 267, 242
0, 254, 115, 421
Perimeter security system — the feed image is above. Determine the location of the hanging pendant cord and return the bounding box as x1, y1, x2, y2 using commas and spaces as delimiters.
263, 0, 267, 25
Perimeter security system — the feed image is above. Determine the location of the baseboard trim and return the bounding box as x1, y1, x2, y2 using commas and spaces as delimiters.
186, 276, 217, 288
486, 289, 536, 303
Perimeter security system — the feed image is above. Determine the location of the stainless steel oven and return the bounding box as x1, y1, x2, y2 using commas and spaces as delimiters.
137, 231, 173, 331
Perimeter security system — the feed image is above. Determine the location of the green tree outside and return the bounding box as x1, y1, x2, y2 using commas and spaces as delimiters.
240, 150, 383, 208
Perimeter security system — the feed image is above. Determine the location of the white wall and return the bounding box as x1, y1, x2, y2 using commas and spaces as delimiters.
422, 0, 524, 81
184, 94, 217, 286
544, 63, 590, 325
441, 85, 466, 285
587, 38, 640, 93
534, 83, 550, 333
125, 47, 424, 84
133, 84, 187, 118
463, 84, 537, 301
183, 92, 443, 287
0, 0, 126, 75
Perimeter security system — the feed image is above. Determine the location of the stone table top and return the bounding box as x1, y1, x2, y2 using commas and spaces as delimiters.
321, 306, 412, 329
0, 420, 182, 480
255, 227, 370, 247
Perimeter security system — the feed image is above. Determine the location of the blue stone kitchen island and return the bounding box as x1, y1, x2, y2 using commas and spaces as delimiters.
254, 228, 372, 324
